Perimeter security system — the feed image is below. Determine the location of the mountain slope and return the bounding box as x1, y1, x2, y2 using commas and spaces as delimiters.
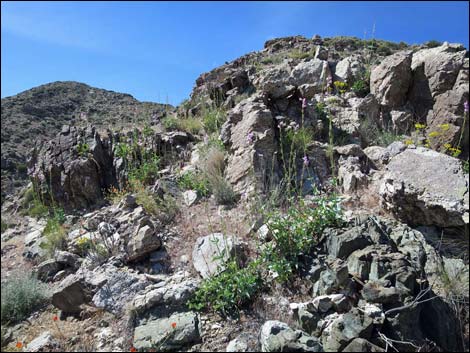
1, 81, 171, 199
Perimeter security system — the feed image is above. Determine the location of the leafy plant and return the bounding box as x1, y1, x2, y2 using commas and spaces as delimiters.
1, 271, 49, 325
351, 79, 369, 97
334, 81, 348, 95
76, 142, 90, 158
1, 219, 8, 233
178, 171, 210, 197
188, 260, 262, 317
261, 194, 342, 282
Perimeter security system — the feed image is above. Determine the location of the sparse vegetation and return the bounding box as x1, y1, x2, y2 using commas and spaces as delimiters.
1, 272, 49, 325
178, 171, 210, 197
41, 209, 67, 257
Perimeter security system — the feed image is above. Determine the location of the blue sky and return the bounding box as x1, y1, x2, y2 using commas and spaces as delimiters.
2, 1, 469, 105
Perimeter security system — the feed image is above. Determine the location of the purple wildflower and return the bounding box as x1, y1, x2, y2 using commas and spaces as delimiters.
302, 155, 309, 166
464, 101, 469, 113
299, 97, 307, 109
247, 132, 254, 143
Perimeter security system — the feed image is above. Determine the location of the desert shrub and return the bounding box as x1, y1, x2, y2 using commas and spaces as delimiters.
210, 175, 238, 206
178, 171, 210, 197
202, 107, 226, 134
199, 147, 237, 205
261, 195, 342, 282
26, 199, 49, 218
351, 79, 370, 97
162, 115, 180, 130
132, 180, 179, 223
128, 154, 160, 184
288, 49, 313, 60
334, 81, 348, 94
41, 210, 67, 257
16, 163, 28, 175
1, 271, 49, 325
376, 43, 393, 56
178, 117, 203, 135
188, 260, 263, 317
425, 40, 442, 48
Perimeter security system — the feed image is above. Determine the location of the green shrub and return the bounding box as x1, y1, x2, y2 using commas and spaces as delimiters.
351, 79, 370, 97
334, 81, 348, 94
178, 171, 210, 197
188, 260, 262, 317
1, 272, 49, 325
425, 40, 442, 48
27, 199, 49, 218
162, 116, 180, 130
463, 160, 469, 174
376, 44, 393, 56
129, 155, 160, 184
202, 107, 226, 134
210, 175, 238, 206
41, 210, 67, 257
179, 117, 203, 135
261, 195, 342, 282
76, 143, 90, 157
288, 49, 313, 60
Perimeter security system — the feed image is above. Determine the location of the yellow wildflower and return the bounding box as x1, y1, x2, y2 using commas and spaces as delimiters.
415, 123, 426, 129
439, 123, 450, 131
428, 131, 440, 138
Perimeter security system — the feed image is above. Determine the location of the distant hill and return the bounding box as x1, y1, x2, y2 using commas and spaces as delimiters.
1, 81, 171, 199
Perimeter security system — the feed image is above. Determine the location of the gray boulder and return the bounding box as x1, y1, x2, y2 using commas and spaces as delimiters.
379, 147, 469, 227
370, 51, 412, 108
260, 320, 322, 352
133, 311, 201, 351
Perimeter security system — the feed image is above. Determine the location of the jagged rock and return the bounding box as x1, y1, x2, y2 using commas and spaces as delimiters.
260, 320, 322, 352
370, 51, 412, 108
126, 224, 162, 262
290, 302, 323, 335
25, 332, 58, 352
290, 59, 332, 98
313, 259, 350, 296
325, 226, 372, 259
337, 156, 368, 193
364, 146, 390, 169
133, 311, 201, 351
390, 109, 414, 134
221, 95, 279, 195
54, 250, 82, 270
320, 308, 375, 352
334, 55, 365, 84
28, 125, 117, 210
51, 274, 90, 314
379, 147, 469, 227
342, 338, 384, 352
130, 275, 199, 313
34, 259, 62, 282
361, 280, 400, 304
254, 63, 294, 99
314, 46, 328, 61
411, 42, 466, 99
91, 266, 149, 315
192, 233, 242, 278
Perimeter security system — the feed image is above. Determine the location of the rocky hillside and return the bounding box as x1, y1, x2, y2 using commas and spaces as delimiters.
1, 36, 469, 352
1, 81, 172, 199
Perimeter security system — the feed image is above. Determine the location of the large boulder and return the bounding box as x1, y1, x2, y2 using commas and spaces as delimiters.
379, 147, 469, 227
253, 63, 294, 99
290, 59, 332, 98
125, 224, 162, 262
221, 94, 279, 195
370, 51, 412, 108
51, 274, 90, 314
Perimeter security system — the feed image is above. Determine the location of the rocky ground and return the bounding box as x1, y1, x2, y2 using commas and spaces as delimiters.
1, 35, 469, 352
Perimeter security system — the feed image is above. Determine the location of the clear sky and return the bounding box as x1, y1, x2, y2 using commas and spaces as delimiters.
2, 1, 469, 105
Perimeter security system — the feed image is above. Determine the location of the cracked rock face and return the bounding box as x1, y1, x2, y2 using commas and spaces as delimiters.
379, 147, 469, 227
